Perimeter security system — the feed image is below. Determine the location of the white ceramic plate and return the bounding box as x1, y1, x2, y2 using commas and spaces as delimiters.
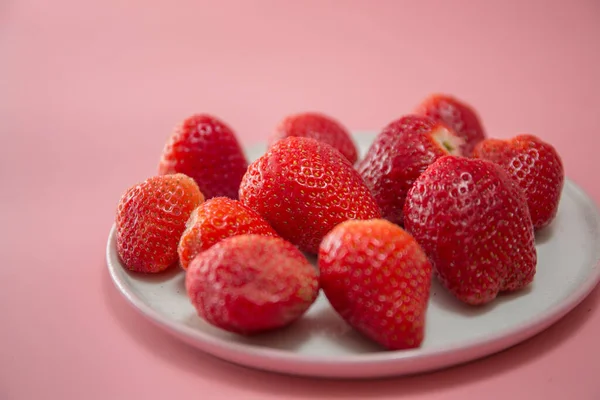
106, 132, 600, 379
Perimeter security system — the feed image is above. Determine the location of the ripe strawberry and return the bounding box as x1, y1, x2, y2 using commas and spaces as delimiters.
239, 137, 381, 254
116, 174, 204, 273
158, 114, 248, 200
356, 115, 463, 225
270, 112, 358, 164
414, 94, 486, 156
186, 234, 319, 335
473, 134, 564, 230
318, 219, 432, 350
178, 197, 278, 270
403, 156, 537, 305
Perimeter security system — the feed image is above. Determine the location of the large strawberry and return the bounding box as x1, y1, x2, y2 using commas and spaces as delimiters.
414, 94, 486, 156
270, 112, 358, 164
178, 197, 278, 270
318, 219, 432, 350
239, 137, 381, 254
116, 174, 204, 273
158, 114, 248, 199
473, 134, 564, 230
356, 115, 463, 225
186, 234, 319, 335
403, 156, 537, 305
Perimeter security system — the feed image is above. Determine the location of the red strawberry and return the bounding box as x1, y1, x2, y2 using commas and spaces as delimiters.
473, 134, 564, 230
403, 156, 537, 305
178, 197, 278, 270
414, 94, 486, 156
116, 174, 204, 273
158, 114, 248, 199
186, 234, 319, 335
239, 137, 381, 254
357, 115, 463, 225
270, 112, 358, 164
318, 219, 432, 350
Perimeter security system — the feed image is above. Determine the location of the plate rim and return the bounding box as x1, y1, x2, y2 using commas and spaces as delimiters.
106, 177, 600, 377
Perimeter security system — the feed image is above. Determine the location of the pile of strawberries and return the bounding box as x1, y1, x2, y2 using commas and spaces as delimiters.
115, 94, 564, 351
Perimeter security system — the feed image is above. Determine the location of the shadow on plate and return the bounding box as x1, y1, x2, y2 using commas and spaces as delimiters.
429, 280, 493, 316
429, 273, 535, 317
124, 265, 184, 284
184, 305, 384, 354
535, 222, 556, 245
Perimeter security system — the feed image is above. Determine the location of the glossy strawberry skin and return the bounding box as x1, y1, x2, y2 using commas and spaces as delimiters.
318, 219, 432, 350
185, 235, 319, 335
239, 137, 381, 254
116, 174, 204, 273
158, 114, 248, 200
270, 112, 358, 164
403, 156, 537, 305
178, 197, 278, 270
415, 94, 486, 156
473, 134, 564, 230
356, 115, 462, 225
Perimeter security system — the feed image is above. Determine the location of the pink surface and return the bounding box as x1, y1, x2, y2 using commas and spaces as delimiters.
1, 0, 599, 399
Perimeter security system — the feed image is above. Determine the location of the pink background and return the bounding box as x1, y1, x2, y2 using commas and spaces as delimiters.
2, 0, 600, 398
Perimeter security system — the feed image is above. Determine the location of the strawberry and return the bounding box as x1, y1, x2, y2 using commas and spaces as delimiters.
158, 114, 248, 200
473, 134, 564, 230
356, 115, 463, 225
414, 94, 486, 156
178, 197, 278, 270
185, 234, 319, 335
239, 137, 381, 254
270, 112, 358, 164
116, 174, 204, 273
318, 219, 432, 350
403, 156, 537, 305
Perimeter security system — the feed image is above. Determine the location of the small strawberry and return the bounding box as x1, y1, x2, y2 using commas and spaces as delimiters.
403, 156, 537, 305
158, 114, 248, 200
116, 174, 204, 273
414, 94, 486, 156
270, 112, 358, 164
318, 219, 432, 350
473, 134, 564, 230
178, 197, 278, 270
239, 137, 381, 254
186, 234, 319, 335
357, 115, 463, 225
